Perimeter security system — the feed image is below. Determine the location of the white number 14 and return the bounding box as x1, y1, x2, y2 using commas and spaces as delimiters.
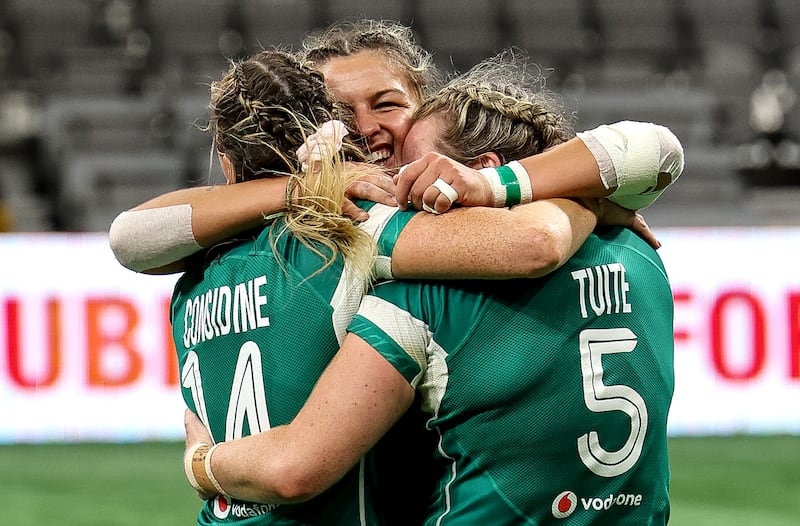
181, 341, 272, 441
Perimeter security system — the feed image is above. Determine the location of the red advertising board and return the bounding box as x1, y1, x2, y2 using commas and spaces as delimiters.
1, 229, 798, 442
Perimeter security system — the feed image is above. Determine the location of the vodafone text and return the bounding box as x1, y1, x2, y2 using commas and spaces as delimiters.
581, 493, 643, 511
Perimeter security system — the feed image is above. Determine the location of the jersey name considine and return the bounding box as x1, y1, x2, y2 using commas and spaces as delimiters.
182, 275, 271, 348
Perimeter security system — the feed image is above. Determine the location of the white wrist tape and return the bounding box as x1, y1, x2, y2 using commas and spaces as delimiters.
577, 121, 684, 210
478, 160, 533, 207
204, 444, 227, 495
184, 442, 228, 496
184, 442, 209, 494
108, 205, 203, 272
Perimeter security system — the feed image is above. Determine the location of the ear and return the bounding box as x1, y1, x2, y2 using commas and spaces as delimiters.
467, 152, 502, 169
218, 152, 236, 184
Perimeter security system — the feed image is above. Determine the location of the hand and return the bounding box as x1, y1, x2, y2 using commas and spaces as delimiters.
628, 212, 661, 250
184, 409, 217, 500
185, 408, 213, 448
342, 163, 397, 221
393, 152, 493, 213
589, 199, 661, 250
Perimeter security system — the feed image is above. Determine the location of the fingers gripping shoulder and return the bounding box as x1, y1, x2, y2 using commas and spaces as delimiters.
577, 121, 685, 210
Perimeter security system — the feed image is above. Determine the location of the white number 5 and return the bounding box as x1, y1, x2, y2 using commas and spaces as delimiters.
577, 328, 648, 478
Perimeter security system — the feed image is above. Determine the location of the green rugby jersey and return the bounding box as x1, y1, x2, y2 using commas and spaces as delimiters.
348, 227, 674, 525
170, 204, 419, 526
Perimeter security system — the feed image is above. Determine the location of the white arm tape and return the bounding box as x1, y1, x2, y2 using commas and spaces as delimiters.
479, 161, 533, 208
183, 442, 207, 494
506, 161, 533, 204
479, 166, 507, 207
577, 121, 685, 210
108, 204, 203, 272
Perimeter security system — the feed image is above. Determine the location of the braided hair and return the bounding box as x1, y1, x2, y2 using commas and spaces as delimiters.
206, 49, 377, 283
209, 50, 365, 182
413, 50, 575, 166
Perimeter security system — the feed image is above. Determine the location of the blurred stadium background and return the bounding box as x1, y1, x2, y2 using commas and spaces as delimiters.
0, 1, 798, 525
0, 0, 799, 230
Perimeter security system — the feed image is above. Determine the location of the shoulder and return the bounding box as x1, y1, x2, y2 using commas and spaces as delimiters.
586, 227, 667, 273
356, 201, 417, 253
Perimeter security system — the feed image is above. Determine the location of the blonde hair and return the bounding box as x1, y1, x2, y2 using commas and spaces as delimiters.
414, 50, 575, 165
301, 19, 441, 104
207, 49, 377, 284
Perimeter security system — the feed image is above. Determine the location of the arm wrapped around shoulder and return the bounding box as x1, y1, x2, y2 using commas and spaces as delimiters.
577, 121, 685, 210
108, 205, 202, 272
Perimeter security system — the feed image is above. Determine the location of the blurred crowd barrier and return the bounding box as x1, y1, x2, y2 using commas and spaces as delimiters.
0, 229, 798, 443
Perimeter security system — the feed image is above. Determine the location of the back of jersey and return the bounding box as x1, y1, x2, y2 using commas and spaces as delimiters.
422, 227, 674, 525
171, 223, 380, 525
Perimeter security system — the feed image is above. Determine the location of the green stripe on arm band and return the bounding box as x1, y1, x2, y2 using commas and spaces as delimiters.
495, 165, 521, 206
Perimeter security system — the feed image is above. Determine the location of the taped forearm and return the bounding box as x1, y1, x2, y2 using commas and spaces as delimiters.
108, 205, 202, 272
577, 121, 685, 210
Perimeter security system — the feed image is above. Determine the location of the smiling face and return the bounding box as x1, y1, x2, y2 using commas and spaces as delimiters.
317, 50, 419, 169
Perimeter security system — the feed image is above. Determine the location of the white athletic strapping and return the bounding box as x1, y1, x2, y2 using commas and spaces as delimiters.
431, 177, 459, 203
109, 205, 202, 272
577, 121, 684, 210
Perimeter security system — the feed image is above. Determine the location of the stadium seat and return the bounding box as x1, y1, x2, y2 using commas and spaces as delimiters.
748, 186, 800, 224
594, 0, 677, 61
785, 47, 800, 139
698, 42, 764, 144
643, 145, 749, 226
169, 93, 228, 187
592, 0, 689, 88
147, 0, 238, 91
773, 0, 800, 50
505, 0, 586, 73
0, 156, 51, 231
41, 96, 175, 161
7, 0, 94, 74
50, 47, 135, 95
685, 0, 762, 49
325, 0, 411, 25
58, 149, 187, 231
415, 0, 501, 72
239, 0, 317, 50
566, 86, 718, 147
148, 0, 237, 55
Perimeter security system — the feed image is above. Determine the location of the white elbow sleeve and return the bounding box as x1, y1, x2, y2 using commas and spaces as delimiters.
577, 121, 685, 210
108, 205, 202, 272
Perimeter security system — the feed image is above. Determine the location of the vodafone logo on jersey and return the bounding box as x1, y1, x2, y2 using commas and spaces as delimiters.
552, 491, 578, 518
551, 490, 644, 519
213, 495, 231, 519
213, 495, 278, 519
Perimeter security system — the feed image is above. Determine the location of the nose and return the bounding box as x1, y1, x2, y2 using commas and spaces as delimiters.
354, 109, 380, 137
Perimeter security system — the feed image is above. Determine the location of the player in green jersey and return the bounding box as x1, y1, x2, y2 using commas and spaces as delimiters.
111, 19, 679, 526
109, 21, 667, 275
183, 51, 678, 525
168, 44, 673, 525
171, 49, 393, 526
